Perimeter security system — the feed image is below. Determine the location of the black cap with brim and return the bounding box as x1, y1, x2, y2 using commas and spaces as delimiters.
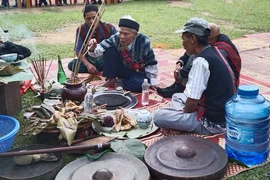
119, 18, 140, 32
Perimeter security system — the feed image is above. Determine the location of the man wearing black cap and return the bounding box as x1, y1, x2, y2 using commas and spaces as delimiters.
153, 17, 235, 135
88, 15, 158, 92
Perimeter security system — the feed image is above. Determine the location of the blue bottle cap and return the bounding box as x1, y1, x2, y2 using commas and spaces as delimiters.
238, 85, 259, 96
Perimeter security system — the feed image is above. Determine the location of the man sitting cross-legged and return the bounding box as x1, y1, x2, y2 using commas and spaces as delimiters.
68, 4, 117, 75
87, 15, 158, 92
157, 22, 241, 98
153, 17, 236, 135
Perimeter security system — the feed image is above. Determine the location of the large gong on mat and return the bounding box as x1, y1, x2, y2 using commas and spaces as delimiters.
0, 144, 63, 180
55, 152, 150, 180
94, 91, 138, 110
144, 135, 228, 180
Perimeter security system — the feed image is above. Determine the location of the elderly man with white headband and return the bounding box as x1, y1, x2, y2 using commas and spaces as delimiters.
88, 15, 158, 92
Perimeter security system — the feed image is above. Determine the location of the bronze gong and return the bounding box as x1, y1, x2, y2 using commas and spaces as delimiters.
144, 135, 228, 180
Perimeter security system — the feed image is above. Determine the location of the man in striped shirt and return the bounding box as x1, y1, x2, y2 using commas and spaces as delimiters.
87, 15, 158, 92
153, 17, 235, 135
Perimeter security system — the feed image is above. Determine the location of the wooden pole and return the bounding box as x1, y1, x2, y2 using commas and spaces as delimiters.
0, 143, 111, 157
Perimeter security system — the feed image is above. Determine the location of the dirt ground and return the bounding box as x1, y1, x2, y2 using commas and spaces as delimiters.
1, 0, 191, 45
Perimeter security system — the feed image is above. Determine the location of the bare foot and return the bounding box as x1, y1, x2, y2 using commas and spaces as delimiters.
101, 78, 116, 87
83, 74, 102, 84
161, 128, 183, 135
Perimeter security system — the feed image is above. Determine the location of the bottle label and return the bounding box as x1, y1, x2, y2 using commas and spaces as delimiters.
226, 126, 255, 144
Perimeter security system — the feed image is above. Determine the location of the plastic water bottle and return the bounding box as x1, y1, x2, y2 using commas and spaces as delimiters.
141, 79, 150, 106
84, 89, 93, 113
225, 85, 270, 167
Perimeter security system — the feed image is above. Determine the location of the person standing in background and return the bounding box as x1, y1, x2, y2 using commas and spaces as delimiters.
38, 0, 48, 7
57, 0, 67, 6
1, 0, 9, 7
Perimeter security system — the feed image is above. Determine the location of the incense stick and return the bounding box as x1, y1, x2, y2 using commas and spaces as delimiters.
30, 55, 52, 92
45, 60, 53, 79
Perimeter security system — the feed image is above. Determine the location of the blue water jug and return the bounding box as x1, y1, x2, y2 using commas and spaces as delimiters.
225, 85, 270, 167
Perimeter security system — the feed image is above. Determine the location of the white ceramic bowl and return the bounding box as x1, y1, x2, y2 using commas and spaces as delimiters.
0, 53, 18, 63
100, 126, 113, 132
100, 112, 114, 132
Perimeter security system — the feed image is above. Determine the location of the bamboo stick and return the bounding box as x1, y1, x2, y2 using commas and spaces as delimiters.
82, 8, 105, 58
229, 0, 260, 35
0, 143, 111, 157
72, 24, 83, 79
71, 3, 105, 83
72, 14, 100, 82
75, 9, 105, 75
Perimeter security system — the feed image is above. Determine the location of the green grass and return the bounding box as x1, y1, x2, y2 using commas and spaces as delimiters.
1, 0, 269, 59
1, 0, 270, 179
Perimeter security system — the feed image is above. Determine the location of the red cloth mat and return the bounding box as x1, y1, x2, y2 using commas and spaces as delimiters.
33, 49, 270, 178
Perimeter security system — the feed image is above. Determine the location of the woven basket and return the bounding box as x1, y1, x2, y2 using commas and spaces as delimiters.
0, 115, 20, 153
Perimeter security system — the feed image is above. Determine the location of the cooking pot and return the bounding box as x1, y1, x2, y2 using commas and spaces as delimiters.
144, 135, 228, 180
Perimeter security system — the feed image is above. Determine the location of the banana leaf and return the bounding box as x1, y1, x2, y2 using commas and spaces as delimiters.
110, 139, 146, 160
100, 122, 154, 139
57, 117, 78, 146
0, 61, 24, 76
